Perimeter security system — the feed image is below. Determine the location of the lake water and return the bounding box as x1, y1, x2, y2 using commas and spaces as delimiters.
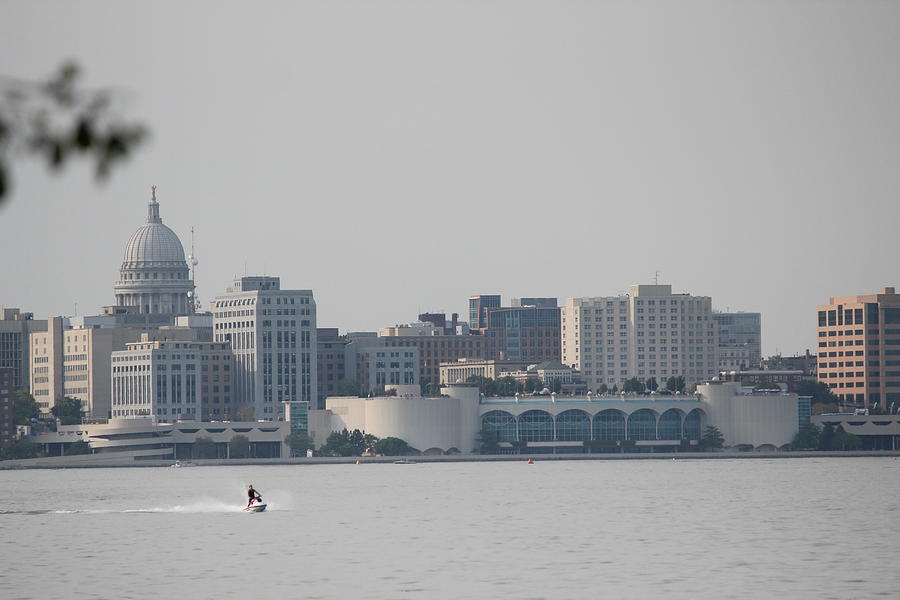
2, 457, 899, 599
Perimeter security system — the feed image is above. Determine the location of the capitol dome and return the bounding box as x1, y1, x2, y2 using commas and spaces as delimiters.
113, 187, 193, 316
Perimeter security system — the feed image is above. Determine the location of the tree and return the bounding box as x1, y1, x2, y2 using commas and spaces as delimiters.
373, 437, 412, 456
0, 439, 39, 460
796, 380, 838, 405
64, 440, 91, 456
833, 427, 861, 450
284, 433, 314, 457
192, 436, 218, 459
611, 384, 618, 393
334, 379, 361, 396
812, 402, 840, 415
477, 428, 500, 454
646, 377, 659, 392
229, 434, 251, 458
0, 62, 147, 203
666, 376, 686, 392
524, 378, 538, 393
550, 378, 562, 394
320, 429, 378, 457
510, 440, 528, 454
235, 406, 255, 421
467, 375, 497, 397
623, 377, 645, 394
496, 376, 518, 396
818, 423, 836, 451
699, 425, 724, 450
51, 396, 83, 425
792, 425, 821, 450
597, 383, 609, 394
12, 390, 41, 425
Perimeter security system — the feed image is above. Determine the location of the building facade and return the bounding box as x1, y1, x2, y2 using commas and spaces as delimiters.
317, 328, 348, 408
30, 317, 143, 418
113, 187, 193, 316
378, 329, 485, 389
111, 337, 233, 420
440, 359, 531, 385
816, 286, 900, 410
0, 367, 14, 442
561, 284, 719, 391
0, 308, 47, 392
468, 295, 500, 329
213, 276, 317, 420
482, 304, 561, 362
713, 312, 761, 371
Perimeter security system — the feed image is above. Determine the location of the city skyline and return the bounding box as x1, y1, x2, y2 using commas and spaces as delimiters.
3, 2, 900, 357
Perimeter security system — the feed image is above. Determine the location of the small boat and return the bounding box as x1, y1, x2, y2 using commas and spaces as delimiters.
393, 459, 417, 464
169, 460, 196, 468
244, 500, 267, 513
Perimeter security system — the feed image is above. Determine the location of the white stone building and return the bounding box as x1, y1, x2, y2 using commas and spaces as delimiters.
213, 276, 316, 420
561, 284, 719, 391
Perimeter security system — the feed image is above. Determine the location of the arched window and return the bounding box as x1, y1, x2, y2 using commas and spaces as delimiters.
684, 409, 705, 441
518, 410, 554, 442
627, 409, 657, 441
657, 409, 684, 440
593, 409, 626, 441
556, 410, 591, 441
481, 410, 517, 442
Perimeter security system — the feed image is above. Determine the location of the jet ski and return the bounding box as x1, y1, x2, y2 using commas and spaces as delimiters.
244, 499, 267, 513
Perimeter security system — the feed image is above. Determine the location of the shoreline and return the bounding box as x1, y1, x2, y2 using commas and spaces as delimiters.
2, 450, 899, 469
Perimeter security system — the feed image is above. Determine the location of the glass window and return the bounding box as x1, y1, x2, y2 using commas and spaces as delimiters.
593, 409, 626, 441
555, 410, 591, 441
518, 410, 554, 442
627, 409, 657, 440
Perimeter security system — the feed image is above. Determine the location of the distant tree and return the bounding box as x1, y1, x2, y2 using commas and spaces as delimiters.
597, 383, 609, 394
477, 428, 500, 454
611, 384, 619, 393
550, 378, 562, 394
792, 425, 821, 450
373, 437, 412, 456
646, 377, 659, 392
334, 379, 361, 397
510, 440, 528, 454
524, 378, 538, 393
51, 396, 83, 425
467, 375, 497, 397
0, 62, 147, 203
192, 436, 218, 459
796, 380, 838, 405
811, 403, 840, 416
623, 377, 645, 394
833, 427, 861, 451
284, 433, 314, 457
321, 429, 378, 457
699, 425, 725, 450
64, 440, 91, 456
666, 376, 686, 393
818, 423, 836, 451
12, 390, 41, 425
421, 379, 441, 397
496, 376, 518, 396
0, 439, 38, 460
229, 434, 251, 458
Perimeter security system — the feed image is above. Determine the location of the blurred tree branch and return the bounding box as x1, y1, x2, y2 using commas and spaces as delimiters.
0, 61, 147, 203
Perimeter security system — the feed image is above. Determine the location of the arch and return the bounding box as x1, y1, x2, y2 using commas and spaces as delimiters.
445, 447, 461, 455
422, 447, 443, 456
593, 409, 626, 441
755, 444, 777, 453
555, 409, 591, 441
683, 408, 706, 441
518, 410, 554, 442
657, 409, 685, 440
627, 409, 658, 441
481, 410, 518, 442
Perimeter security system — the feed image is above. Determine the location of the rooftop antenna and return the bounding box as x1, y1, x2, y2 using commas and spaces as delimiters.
654, 270, 661, 285
188, 226, 199, 314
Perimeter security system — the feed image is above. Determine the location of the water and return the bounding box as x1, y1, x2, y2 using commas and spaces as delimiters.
1, 458, 899, 599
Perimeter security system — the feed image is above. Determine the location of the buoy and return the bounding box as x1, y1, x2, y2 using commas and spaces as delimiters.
527, 458, 534, 464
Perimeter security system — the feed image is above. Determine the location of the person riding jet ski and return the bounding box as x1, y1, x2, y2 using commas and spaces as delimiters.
247, 484, 262, 507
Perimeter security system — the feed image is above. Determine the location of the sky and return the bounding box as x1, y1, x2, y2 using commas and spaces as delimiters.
1, 0, 899, 357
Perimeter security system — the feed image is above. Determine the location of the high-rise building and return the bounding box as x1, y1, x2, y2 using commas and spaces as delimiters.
815, 286, 900, 410
0, 367, 14, 442
0, 308, 47, 392
468, 295, 500, 329
713, 312, 762, 371
482, 302, 561, 362
561, 284, 718, 391
111, 337, 233, 421
377, 324, 485, 389
113, 187, 193, 316
511, 298, 558, 308
213, 276, 316, 420
29, 317, 143, 418
317, 328, 348, 407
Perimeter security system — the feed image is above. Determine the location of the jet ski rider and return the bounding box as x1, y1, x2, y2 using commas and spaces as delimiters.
247, 484, 262, 507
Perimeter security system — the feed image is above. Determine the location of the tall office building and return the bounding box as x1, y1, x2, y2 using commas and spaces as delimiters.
816, 286, 900, 410
0, 367, 14, 442
468, 295, 500, 329
561, 284, 718, 391
713, 312, 762, 371
0, 308, 47, 392
317, 328, 348, 407
213, 276, 316, 420
377, 324, 485, 388
482, 303, 561, 362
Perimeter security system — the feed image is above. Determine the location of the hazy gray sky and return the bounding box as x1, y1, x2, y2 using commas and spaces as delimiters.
2, 1, 899, 356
